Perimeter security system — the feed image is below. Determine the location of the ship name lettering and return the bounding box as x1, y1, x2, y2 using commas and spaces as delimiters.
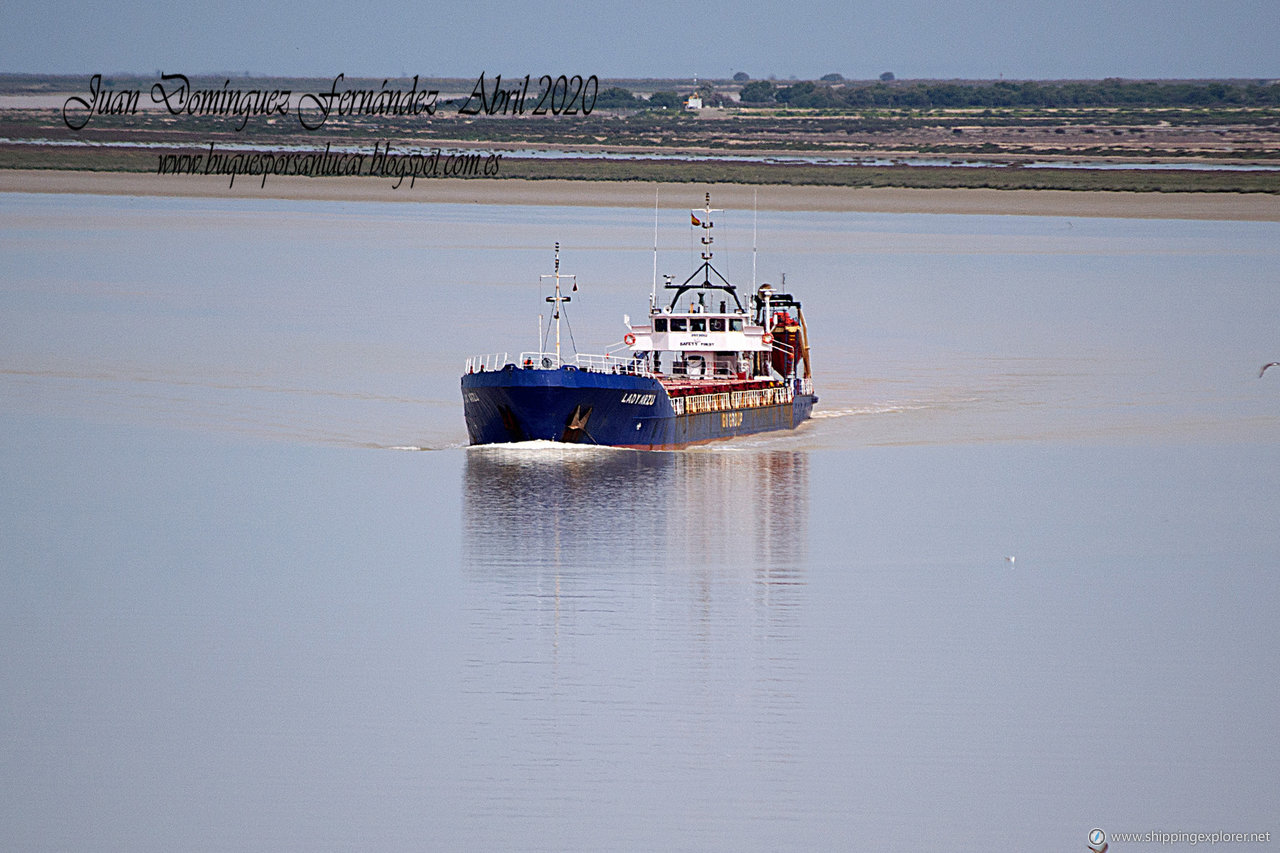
620, 392, 655, 406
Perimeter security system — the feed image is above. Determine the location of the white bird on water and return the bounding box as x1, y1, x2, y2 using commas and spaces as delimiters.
1005, 555, 1016, 566
1260, 362, 1280, 378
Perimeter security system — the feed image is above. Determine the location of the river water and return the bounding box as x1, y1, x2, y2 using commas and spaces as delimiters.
2, 191, 1277, 851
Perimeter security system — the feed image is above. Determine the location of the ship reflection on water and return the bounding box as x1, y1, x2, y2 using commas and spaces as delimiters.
461, 443, 811, 661
462, 445, 809, 583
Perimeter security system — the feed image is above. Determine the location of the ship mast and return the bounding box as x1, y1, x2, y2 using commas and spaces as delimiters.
664, 192, 742, 310
540, 243, 575, 363
696, 192, 721, 271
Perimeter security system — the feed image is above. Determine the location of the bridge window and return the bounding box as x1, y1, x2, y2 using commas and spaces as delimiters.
729, 318, 743, 331
691, 318, 706, 332
654, 317, 667, 332
709, 318, 725, 332
670, 318, 687, 332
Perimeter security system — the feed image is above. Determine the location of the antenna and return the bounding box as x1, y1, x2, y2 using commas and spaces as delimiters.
651, 186, 659, 310
752, 187, 758, 291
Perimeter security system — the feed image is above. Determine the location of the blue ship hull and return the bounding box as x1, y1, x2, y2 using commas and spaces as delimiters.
462, 365, 816, 450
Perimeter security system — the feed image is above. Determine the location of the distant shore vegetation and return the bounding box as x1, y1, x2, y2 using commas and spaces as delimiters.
740, 78, 1280, 109
579, 77, 1280, 112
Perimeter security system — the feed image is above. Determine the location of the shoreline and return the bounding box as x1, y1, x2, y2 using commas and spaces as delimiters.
3, 168, 1279, 221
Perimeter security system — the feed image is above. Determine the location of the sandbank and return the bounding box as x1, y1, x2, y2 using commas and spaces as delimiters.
2, 169, 1278, 221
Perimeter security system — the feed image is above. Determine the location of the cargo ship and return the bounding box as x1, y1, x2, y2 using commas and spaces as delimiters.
461, 195, 817, 449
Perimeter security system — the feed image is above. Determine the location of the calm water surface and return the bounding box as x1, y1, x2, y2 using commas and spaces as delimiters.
2, 192, 1278, 851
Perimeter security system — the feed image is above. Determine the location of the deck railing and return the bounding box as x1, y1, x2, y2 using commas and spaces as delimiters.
572, 352, 654, 377
464, 350, 654, 376
464, 352, 510, 373
674, 385, 794, 416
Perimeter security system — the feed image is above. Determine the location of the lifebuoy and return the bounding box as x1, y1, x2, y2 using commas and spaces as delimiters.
762, 333, 774, 345
624, 333, 637, 346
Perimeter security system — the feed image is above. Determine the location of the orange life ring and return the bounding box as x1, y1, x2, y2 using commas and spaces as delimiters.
761, 333, 774, 345
624, 333, 637, 345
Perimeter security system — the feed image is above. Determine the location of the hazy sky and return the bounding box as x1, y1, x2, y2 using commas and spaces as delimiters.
2, 0, 1277, 80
